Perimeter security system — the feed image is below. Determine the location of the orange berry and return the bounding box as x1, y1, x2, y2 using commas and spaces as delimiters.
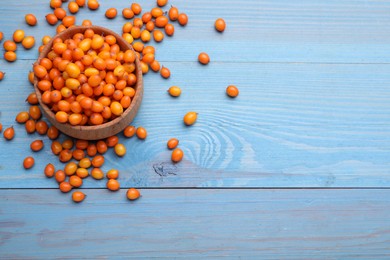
178, 13, 188, 26
183, 112, 198, 126
23, 156, 35, 169
226, 85, 239, 98
167, 138, 179, 150
59, 182, 72, 193
215, 18, 226, 32
123, 125, 136, 138
126, 188, 140, 200
198, 52, 210, 65
25, 14, 37, 26
171, 148, 183, 163
72, 191, 86, 202
136, 127, 147, 140
3, 126, 15, 140
107, 179, 120, 191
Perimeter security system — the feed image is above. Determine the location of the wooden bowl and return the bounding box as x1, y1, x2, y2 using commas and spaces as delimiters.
34, 26, 143, 140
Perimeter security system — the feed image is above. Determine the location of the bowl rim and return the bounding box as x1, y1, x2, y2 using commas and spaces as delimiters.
33, 25, 143, 138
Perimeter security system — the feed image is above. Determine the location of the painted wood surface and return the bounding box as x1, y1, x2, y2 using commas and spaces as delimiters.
0, 0, 389, 188
1, 0, 390, 258
1, 189, 390, 259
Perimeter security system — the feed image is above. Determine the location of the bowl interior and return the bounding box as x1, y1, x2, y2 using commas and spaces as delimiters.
34, 26, 143, 140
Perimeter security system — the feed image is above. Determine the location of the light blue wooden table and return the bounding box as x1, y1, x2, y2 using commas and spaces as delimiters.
1, 0, 390, 258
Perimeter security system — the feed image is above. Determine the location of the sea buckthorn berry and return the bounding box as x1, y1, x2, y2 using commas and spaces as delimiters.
131, 3, 142, 15
22, 36, 35, 49
183, 112, 198, 126
126, 188, 140, 200
25, 14, 37, 26
34, 64, 48, 78
4, 40, 17, 51
45, 13, 58, 25
164, 24, 175, 36
69, 175, 83, 187
0, 32, 2, 41
72, 149, 85, 160
171, 148, 184, 163
72, 191, 86, 202
136, 127, 147, 140
65, 162, 78, 176
29, 106, 42, 120
215, 18, 226, 32
76, 0, 86, 7
153, 30, 164, 42
91, 167, 104, 179
79, 158, 92, 169
36, 121, 49, 135
106, 135, 119, 147
30, 140, 44, 152
106, 169, 119, 179
51, 141, 63, 155
62, 139, 74, 150
59, 149, 73, 163
168, 86, 181, 97
0, 71, 4, 81
4, 51, 17, 62
26, 92, 38, 105
50, 0, 62, 9
167, 138, 179, 149
3, 126, 15, 140
145, 21, 155, 32
82, 19, 92, 26
92, 155, 105, 167
107, 179, 120, 191
198, 52, 210, 65
16, 111, 30, 123
155, 16, 168, 28
105, 8, 117, 19
96, 140, 107, 154
87, 0, 100, 10
160, 66, 170, 78
141, 30, 151, 43
13, 29, 25, 43
62, 16, 76, 28
68, 2, 79, 14
123, 125, 136, 138
151, 7, 163, 18
55, 111, 68, 123
114, 143, 126, 157
142, 12, 152, 23
76, 168, 89, 178
44, 163, 55, 178
75, 139, 88, 150
150, 60, 160, 72
23, 156, 35, 169
55, 170, 66, 183
54, 8, 66, 20
122, 8, 134, 19
59, 182, 72, 193
226, 85, 239, 98
47, 126, 60, 139
168, 6, 179, 21
110, 101, 123, 116
25, 120, 36, 134
157, 0, 168, 7
178, 13, 188, 26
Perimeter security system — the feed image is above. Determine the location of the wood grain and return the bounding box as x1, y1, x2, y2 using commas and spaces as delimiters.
1, 61, 389, 188
1, 0, 390, 63
1, 189, 390, 259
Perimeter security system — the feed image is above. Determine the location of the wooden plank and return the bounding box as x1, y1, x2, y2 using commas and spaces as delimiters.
1, 60, 390, 188
1, 0, 390, 63
0, 188, 389, 258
